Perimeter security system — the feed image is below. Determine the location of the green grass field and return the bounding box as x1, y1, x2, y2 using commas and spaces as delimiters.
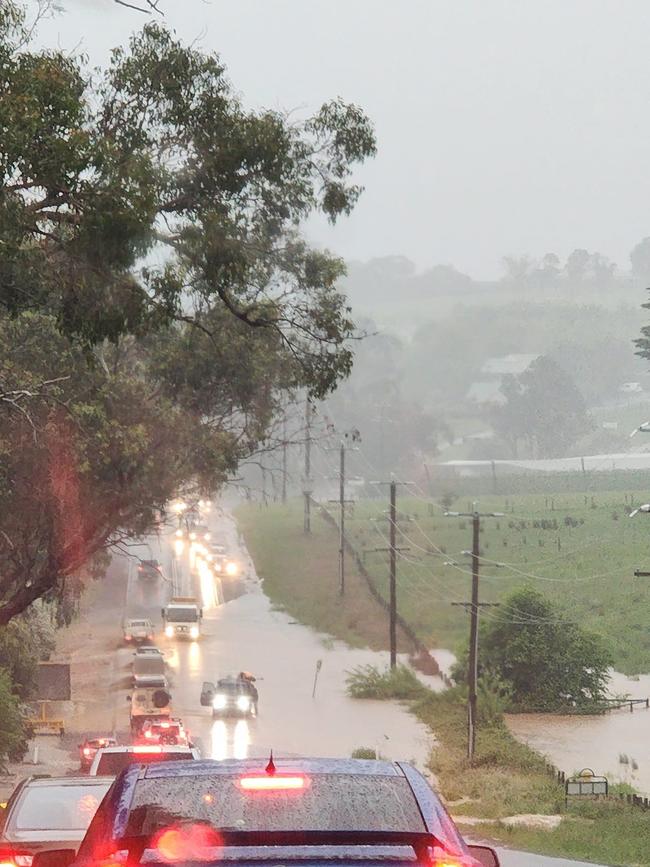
238, 489, 650, 673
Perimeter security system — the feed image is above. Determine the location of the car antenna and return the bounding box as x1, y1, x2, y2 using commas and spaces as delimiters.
265, 751, 276, 775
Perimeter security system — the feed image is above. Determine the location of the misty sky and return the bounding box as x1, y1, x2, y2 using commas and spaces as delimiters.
29, 0, 650, 278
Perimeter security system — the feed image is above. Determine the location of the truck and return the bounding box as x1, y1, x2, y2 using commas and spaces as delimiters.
128, 681, 172, 736
161, 596, 202, 639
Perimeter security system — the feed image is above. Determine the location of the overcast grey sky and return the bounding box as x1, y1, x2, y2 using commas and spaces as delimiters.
31, 0, 650, 278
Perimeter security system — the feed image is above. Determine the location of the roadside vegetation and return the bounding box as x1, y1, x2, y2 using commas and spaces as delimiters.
346, 666, 650, 866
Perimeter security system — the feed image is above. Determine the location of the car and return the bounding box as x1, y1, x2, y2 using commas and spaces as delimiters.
188, 524, 211, 542
136, 718, 191, 747
87, 744, 199, 777
200, 676, 258, 717
78, 737, 117, 772
0, 775, 112, 865
137, 560, 162, 581
49, 758, 498, 867
122, 619, 154, 644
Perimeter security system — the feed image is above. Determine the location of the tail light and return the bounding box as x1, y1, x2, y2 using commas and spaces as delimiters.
239, 775, 308, 791
144, 731, 153, 738
92, 848, 129, 867
83, 747, 91, 756
0, 850, 33, 867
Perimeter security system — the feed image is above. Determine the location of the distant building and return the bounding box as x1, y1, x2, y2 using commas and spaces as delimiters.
467, 353, 539, 405
619, 382, 643, 394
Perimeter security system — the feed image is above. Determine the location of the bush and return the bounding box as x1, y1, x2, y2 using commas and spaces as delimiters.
0, 667, 29, 770
346, 664, 426, 700
351, 747, 379, 759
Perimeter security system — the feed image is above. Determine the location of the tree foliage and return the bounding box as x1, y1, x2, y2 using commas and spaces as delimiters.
490, 355, 591, 458
0, 3, 376, 622
454, 587, 612, 711
1, 7, 375, 395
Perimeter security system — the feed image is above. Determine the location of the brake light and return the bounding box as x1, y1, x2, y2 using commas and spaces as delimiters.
93, 848, 128, 867
239, 775, 308, 791
0, 852, 33, 867
431, 847, 466, 867
160, 722, 170, 728
133, 745, 163, 753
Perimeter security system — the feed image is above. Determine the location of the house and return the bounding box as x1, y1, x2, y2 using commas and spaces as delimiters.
466, 353, 539, 405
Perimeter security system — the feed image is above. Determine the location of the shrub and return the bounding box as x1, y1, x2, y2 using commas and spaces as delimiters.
346, 664, 426, 700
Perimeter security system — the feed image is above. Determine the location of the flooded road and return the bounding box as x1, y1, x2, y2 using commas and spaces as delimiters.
117, 509, 433, 773
507, 670, 650, 794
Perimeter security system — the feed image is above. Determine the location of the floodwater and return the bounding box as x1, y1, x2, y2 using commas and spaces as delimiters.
113, 508, 435, 774
506, 670, 650, 794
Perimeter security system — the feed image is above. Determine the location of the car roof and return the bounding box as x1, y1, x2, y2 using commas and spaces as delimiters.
18, 775, 113, 788
141, 758, 404, 780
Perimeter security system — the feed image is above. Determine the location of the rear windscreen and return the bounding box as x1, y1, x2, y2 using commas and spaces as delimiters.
10, 783, 110, 831
96, 752, 192, 775
126, 775, 425, 836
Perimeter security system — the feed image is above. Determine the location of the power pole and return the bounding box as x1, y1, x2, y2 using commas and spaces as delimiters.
303, 397, 312, 534
389, 479, 397, 668
370, 479, 413, 667
446, 506, 504, 760
281, 412, 287, 505
339, 443, 346, 595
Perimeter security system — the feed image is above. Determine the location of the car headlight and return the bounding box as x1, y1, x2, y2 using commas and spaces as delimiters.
237, 695, 250, 711
226, 561, 238, 576
213, 694, 227, 709
165, 625, 174, 637
190, 625, 199, 639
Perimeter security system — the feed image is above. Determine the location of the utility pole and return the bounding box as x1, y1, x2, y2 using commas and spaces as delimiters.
339, 443, 346, 595
369, 479, 413, 668
327, 432, 360, 595
303, 397, 312, 534
281, 412, 287, 505
389, 479, 397, 668
446, 506, 504, 760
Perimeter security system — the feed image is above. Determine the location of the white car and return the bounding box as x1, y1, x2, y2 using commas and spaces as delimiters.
88, 744, 199, 776
123, 618, 154, 644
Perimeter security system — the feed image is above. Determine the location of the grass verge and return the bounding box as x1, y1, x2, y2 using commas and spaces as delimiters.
236, 501, 411, 651
346, 666, 650, 865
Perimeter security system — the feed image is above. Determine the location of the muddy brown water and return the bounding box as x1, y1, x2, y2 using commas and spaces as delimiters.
506, 670, 650, 795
